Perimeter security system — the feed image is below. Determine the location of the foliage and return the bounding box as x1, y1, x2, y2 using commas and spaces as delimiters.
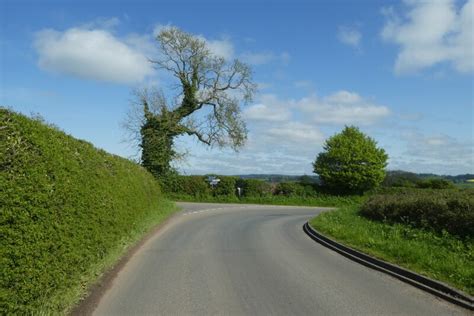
310, 206, 473, 295
127, 26, 256, 178
313, 126, 388, 193
169, 193, 363, 208
0, 109, 176, 314
165, 175, 364, 207
415, 178, 455, 189
382, 171, 456, 189
360, 189, 474, 238
382, 170, 419, 187
212, 176, 237, 197
274, 181, 309, 196
162, 175, 210, 198
140, 102, 179, 179
235, 178, 273, 197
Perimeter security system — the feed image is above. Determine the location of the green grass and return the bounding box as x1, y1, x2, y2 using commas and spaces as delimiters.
1, 108, 178, 314
456, 182, 474, 189
168, 193, 364, 207
310, 206, 474, 295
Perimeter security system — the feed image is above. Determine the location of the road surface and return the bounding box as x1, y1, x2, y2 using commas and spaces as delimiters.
92, 202, 468, 315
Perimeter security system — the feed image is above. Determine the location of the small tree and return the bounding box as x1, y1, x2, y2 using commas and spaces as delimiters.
313, 126, 388, 193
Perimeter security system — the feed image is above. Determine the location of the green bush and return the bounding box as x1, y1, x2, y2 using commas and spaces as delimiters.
274, 182, 305, 196
213, 176, 237, 197
0, 109, 175, 314
235, 179, 272, 197
416, 178, 455, 189
165, 175, 210, 197
313, 126, 388, 193
360, 189, 474, 238
274, 181, 320, 197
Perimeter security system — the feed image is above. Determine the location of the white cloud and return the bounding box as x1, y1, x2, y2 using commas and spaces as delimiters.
240, 51, 290, 65
205, 37, 234, 59
245, 90, 389, 128
34, 27, 153, 84
337, 25, 362, 47
267, 122, 325, 144
381, 0, 473, 74
243, 103, 291, 122
392, 132, 474, 174
279, 91, 390, 125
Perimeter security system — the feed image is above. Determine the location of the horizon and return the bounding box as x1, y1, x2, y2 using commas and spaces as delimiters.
1, 0, 473, 175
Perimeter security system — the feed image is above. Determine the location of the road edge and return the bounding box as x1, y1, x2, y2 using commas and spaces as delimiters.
303, 222, 474, 311
69, 210, 182, 316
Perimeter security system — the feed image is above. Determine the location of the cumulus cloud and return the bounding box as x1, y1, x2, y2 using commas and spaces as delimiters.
392, 132, 474, 174
337, 25, 362, 48
381, 0, 473, 74
267, 122, 325, 144
250, 91, 389, 126
240, 51, 290, 65
243, 94, 291, 122
243, 103, 291, 122
34, 27, 153, 84
262, 90, 390, 125
310, 91, 390, 125
204, 37, 234, 59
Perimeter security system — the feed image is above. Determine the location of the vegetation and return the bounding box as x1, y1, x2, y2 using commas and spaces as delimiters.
310, 206, 474, 295
0, 109, 177, 314
360, 189, 474, 238
165, 175, 363, 207
124, 26, 256, 180
382, 170, 456, 189
313, 126, 388, 194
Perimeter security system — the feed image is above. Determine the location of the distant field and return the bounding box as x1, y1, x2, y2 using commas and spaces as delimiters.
456, 182, 474, 188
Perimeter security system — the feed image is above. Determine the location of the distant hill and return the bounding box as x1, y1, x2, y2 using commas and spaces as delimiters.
233, 171, 474, 184
235, 174, 319, 183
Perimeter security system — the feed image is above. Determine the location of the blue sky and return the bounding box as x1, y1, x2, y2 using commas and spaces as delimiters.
1, 0, 473, 175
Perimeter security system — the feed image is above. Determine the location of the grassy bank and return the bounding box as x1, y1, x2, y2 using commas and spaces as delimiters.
0, 109, 177, 314
310, 206, 474, 295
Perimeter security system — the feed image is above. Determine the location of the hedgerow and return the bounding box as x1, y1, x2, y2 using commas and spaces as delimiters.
235, 178, 272, 197
0, 108, 175, 314
360, 189, 474, 238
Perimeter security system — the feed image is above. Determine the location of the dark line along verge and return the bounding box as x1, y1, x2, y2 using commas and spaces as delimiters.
303, 222, 474, 311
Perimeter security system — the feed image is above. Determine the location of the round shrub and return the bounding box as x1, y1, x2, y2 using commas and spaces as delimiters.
313, 126, 388, 194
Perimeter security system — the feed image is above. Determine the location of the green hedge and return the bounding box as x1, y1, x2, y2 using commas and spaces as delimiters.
235, 178, 272, 197
0, 109, 175, 314
360, 189, 474, 238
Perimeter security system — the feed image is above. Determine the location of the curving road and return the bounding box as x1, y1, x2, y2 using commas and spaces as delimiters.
92, 203, 468, 315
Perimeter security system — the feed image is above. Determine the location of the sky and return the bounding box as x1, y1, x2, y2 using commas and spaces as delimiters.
1, 0, 473, 175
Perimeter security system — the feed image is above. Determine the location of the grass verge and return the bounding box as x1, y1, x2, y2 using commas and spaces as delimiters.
310, 206, 474, 295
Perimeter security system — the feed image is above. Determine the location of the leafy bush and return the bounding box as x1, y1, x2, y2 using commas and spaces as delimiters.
274, 182, 307, 196
313, 126, 388, 193
416, 178, 455, 189
213, 176, 237, 196
382, 171, 419, 188
165, 175, 210, 197
360, 189, 474, 238
0, 109, 175, 314
235, 178, 272, 197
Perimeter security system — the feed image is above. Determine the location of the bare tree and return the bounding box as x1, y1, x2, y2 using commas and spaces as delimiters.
127, 26, 256, 178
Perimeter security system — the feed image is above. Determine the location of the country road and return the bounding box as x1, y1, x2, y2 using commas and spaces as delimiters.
92, 202, 468, 315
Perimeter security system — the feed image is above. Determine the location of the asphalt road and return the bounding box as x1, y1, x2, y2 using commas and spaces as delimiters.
92, 202, 468, 315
